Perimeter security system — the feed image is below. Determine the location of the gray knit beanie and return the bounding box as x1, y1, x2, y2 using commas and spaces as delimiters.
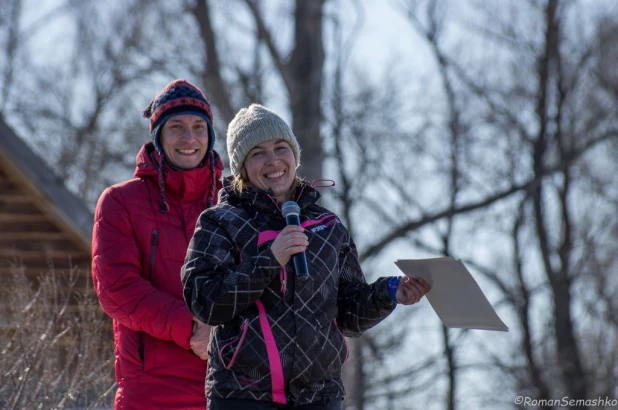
227, 104, 301, 176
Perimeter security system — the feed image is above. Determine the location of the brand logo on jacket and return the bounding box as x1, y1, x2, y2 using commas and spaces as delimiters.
310, 217, 340, 233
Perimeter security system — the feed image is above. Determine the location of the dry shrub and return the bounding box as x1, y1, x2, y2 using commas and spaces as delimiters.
0, 262, 115, 409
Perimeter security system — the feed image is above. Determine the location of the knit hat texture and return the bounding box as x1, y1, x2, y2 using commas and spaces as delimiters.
142, 79, 215, 153
226, 104, 301, 176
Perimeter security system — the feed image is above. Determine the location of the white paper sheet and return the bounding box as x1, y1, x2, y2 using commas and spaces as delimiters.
395, 257, 509, 331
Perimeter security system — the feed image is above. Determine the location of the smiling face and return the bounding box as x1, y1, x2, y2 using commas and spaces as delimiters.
159, 114, 210, 169
244, 139, 297, 202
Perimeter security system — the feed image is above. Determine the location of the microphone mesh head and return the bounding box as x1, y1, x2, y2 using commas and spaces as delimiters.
281, 201, 300, 217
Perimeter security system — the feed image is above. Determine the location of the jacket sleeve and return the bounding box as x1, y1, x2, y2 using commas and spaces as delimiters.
182, 210, 282, 326
91, 186, 194, 350
336, 232, 396, 337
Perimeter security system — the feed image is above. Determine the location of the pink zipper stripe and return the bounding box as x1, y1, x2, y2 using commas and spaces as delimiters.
257, 214, 337, 246
255, 300, 287, 404
257, 230, 280, 246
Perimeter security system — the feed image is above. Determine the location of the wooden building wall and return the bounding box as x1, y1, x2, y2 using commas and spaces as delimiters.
0, 117, 97, 321
0, 165, 91, 279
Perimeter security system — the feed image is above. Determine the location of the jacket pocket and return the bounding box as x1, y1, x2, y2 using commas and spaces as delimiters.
217, 319, 249, 370
138, 332, 145, 369
137, 332, 157, 372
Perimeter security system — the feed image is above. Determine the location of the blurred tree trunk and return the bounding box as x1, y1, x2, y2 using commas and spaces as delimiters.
288, 0, 325, 181
191, 0, 237, 125
531, 0, 588, 404
0, 0, 21, 113
192, 0, 325, 180
330, 14, 364, 407
244, 0, 325, 181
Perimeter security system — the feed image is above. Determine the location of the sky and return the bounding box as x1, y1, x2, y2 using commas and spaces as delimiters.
342, 0, 433, 77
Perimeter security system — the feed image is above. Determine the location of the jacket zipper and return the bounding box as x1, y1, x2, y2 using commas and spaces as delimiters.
139, 229, 158, 369
149, 229, 158, 281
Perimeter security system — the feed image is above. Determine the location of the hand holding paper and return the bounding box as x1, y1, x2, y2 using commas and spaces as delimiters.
395, 257, 509, 331
395, 276, 431, 305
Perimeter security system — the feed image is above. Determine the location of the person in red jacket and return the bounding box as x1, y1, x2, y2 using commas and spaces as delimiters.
92, 79, 223, 410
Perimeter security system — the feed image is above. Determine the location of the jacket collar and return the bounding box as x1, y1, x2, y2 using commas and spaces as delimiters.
134, 142, 223, 202
219, 176, 320, 215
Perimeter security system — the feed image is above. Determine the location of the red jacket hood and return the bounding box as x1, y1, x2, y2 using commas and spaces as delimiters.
134, 142, 224, 202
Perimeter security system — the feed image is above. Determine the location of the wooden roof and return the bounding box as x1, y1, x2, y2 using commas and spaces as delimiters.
0, 116, 93, 278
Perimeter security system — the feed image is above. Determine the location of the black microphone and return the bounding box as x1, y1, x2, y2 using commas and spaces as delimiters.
281, 201, 309, 281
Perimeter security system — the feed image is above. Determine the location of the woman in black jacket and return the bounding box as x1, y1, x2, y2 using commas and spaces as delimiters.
182, 104, 430, 410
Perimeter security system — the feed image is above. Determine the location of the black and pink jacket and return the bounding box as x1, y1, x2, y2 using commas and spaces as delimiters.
181, 180, 396, 406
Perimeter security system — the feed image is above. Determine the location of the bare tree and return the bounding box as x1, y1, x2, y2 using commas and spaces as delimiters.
386, 1, 618, 409
324, 0, 618, 408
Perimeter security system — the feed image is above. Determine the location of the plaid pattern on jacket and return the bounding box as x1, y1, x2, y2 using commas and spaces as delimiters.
181, 180, 396, 406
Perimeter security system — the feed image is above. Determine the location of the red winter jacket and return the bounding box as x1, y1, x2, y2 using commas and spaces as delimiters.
92, 143, 223, 410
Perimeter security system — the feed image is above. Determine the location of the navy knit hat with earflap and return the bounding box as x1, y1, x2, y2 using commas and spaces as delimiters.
142, 79, 217, 213
143, 79, 215, 153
